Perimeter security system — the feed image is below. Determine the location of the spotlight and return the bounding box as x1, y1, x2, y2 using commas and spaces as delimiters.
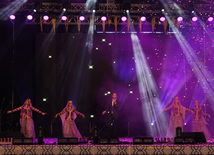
27, 15, 33, 21
161, 9, 164, 12
160, 17, 166, 22
192, 11, 195, 13
93, 10, 96, 13
63, 8, 66, 12
79, 16, 85, 21
140, 16, 146, 22
208, 17, 213, 22
61, 16, 67, 21
192, 16, 198, 22
101, 16, 107, 22
43, 15, 49, 21
121, 16, 127, 22
9, 15, 16, 20
33, 9, 37, 13
126, 10, 129, 13
177, 16, 183, 22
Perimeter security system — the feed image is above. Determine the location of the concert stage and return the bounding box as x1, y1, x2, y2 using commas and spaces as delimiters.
0, 138, 214, 155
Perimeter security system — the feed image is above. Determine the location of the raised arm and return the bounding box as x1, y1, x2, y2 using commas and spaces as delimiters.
161, 104, 173, 112
7, 106, 23, 114
31, 106, 46, 115
55, 107, 67, 118
74, 109, 85, 118
202, 110, 210, 118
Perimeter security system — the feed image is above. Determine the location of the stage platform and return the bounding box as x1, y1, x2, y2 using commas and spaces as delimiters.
0, 138, 214, 155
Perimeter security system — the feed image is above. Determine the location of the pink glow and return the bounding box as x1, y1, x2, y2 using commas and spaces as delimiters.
160, 17, 166, 22
101, 16, 107, 22
61, 16, 67, 21
208, 17, 213, 22
140, 16, 146, 22
43, 15, 49, 21
79, 16, 85, 21
10, 15, 16, 20
192, 16, 198, 22
177, 16, 183, 22
121, 16, 127, 22
27, 15, 33, 20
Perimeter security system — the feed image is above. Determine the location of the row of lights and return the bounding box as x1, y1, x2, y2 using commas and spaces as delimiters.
9, 14, 214, 22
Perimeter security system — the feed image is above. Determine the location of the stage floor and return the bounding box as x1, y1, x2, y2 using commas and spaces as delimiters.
1, 138, 214, 155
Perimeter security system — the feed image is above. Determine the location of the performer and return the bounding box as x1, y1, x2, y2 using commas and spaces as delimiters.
189, 100, 211, 140
7, 99, 46, 138
161, 97, 190, 137
55, 100, 85, 138
102, 93, 120, 137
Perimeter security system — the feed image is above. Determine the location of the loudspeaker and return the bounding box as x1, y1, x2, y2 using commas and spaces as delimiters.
181, 132, 206, 144
133, 137, 154, 144
58, 138, 78, 145
174, 137, 195, 144
98, 137, 119, 144
13, 138, 33, 145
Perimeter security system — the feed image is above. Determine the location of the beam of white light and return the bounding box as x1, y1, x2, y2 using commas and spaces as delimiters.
163, 12, 214, 108
127, 13, 167, 137
0, 0, 28, 20
85, 0, 97, 10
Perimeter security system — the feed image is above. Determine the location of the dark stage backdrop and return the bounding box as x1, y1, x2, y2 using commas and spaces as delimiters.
0, 20, 214, 137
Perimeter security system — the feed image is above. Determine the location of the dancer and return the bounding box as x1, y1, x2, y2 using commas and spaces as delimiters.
189, 100, 211, 140
102, 93, 120, 137
7, 99, 46, 138
161, 97, 190, 137
55, 100, 85, 138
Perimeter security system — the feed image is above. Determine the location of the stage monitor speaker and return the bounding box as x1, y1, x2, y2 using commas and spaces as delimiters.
58, 138, 78, 145
181, 132, 206, 144
98, 137, 119, 144
133, 137, 154, 144
174, 137, 195, 144
13, 138, 33, 145
98, 138, 109, 144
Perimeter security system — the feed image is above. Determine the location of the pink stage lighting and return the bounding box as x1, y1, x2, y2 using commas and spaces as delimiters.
101, 16, 107, 22
43, 15, 49, 21
79, 16, 85, 21
160, 17, 166, 22
121, 16, 127, 22
208, 17, 214, 22
61, 16, 67, 21
27, 15, 33, 20
177, 16, 183, 22
10, 15, 16, 20
140, 16, 146, 22
192, 16, 198, 22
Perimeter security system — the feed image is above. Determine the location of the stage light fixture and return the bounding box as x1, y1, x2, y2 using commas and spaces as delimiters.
192, 16, 198, 22
27, 15, 33, 21
43, 98, 47, 102
61, 16, 67, 21
10, 15, 16, 20
43, 15, 49, 21
177, 16, 183, 22
93, 10, 96, 13
160, 17, 166, 22
101, 16, 107, 22
89, 65, 93, 69
79, 16, 85, 21
140, 16, 146, 22
33, 9, 37, 12
121, 16, 127, 22
126, 10, 129, 13
90, 115, 94, 118
63, 8, 66, 12
208, 17, 213, 22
